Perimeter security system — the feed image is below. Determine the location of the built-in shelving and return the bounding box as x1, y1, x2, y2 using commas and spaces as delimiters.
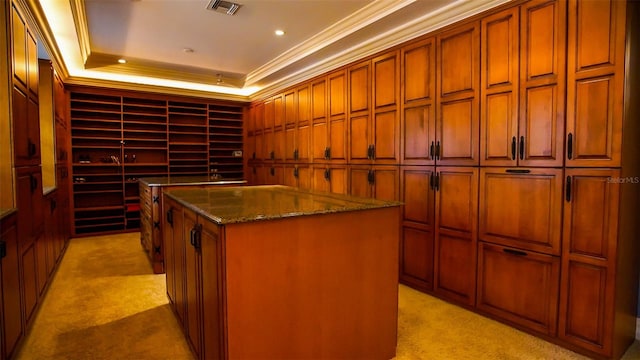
69, 89, 246, 236
209, 104, 244, 180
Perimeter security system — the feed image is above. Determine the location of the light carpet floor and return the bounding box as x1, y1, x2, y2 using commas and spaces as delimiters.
16, 232, 640, 359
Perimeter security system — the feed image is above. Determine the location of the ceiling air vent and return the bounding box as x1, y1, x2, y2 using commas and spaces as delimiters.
206, 0, 241, 16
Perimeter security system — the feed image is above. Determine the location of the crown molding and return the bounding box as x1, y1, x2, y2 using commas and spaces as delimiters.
69, 0, 91, 63
65, 76, 251, 103
249, 0, 510, 101
245, 0, 415, 86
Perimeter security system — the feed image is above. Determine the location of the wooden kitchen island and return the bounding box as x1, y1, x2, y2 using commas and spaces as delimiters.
138, 176, 245, 273
163, 185, 401, 360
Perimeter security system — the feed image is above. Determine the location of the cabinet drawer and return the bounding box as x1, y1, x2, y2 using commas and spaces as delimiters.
477, 242, 560, 336
479, 168, 563, 255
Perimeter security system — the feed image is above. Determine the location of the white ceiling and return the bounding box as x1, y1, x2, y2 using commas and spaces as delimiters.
36, 0, 511, 101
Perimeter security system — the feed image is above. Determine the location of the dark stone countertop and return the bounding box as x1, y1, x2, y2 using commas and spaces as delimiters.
138, 176, 246, 187
164, 185, 402, 225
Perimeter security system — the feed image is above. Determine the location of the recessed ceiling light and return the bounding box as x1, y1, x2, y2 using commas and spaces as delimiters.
183, 48, 194, 53
118, 58, 127, 64
275, 29, 285, 36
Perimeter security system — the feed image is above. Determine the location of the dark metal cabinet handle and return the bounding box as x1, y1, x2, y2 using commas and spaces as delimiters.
270, 167, 275, 176
434, 173, 440, 191
511, 137, 516, 160
367, 170, 375, 184
565, 176, 572, 202
30, 175, 37, 193
294, 149, 299, 160
293, 167, 299, 178
503, 248, 528, 256
324, 147, 331, 160
367, 145, 372, 159
50, 199, 57, 213
191, 224, 202, 250
435, 141, 440, 160
430, 141, 434, 159
153, 221, 160, 229
370, 144, 375, 160
324, 169, 331, 181
567, 133, 573, 160
270, 151, 275, 160
252, 152, 256, 160
190, 228, 196, 247
0, 241, 6, 259
519, 136, 525, 160
166, 208, 173, 226
506, 169, 531, 174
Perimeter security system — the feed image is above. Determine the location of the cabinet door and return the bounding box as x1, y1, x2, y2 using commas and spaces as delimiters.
477, 242, 560, 336
27, 29, 38, 97
372, 51, 399, 164
349, 166, 372, 198
558, 169, 619, 355
12, 87, 30, 166
400, 166, 435, 291
518, 0, 566, 167
11, 3, 27, 87
183, 209, 202, 357
1, 215, 23, 359
163, 198, 178, 305
297, 84, 311, 162
480, 7, 519, 166
22, 240, 38, 324
349, 61, 371, 163
200, 219, 224, 360
479, 167, 563, 255
434, 167, 478, 306
328, 70, 347, 162
401, 38, 436, 165
565, 0, 625, 167
436, 22, 480, 166
172, 202, 186, 325
311, 79, 328, 162
372, 166, 399, 201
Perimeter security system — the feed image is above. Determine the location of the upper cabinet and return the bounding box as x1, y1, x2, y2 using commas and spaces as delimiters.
565, 0, 625, 167
481, 0, 566, 167
436, 22, 480, 166
400, 37, 436, 165
349, 50, 400, 164
11, 3, 40, 167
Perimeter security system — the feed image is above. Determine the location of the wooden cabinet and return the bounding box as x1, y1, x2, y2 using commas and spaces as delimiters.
349, 165, 399, 201
163, 197, 186, 324
480, 1, 566, 167
477, 242, 560, 335
284, 85, 311, 164
479, 167, 563, 255
0, 213, 22, 360
400, 37, 436, 165
16, 167, 44, 249
283, 165, 310, 189
433, 167, 478, 306
164, 202, 224, 360
311, 165, 348, 195
436, 22, 479, 166
11, 3, 40, 168
558, 169, 620, 355
565, 0, 625, 167
328, 70, 348, 163
349, 51, 400, 164
517, 0, 566, 167
400, 166, 436, 291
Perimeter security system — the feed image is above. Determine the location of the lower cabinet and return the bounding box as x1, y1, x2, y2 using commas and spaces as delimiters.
399, 166, 478, 306
476, 242, 560, 335
164, 198, 223, 360
1, 213, 22, 360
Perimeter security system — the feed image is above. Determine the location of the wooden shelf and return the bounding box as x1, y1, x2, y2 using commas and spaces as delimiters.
70, 89, 246, 236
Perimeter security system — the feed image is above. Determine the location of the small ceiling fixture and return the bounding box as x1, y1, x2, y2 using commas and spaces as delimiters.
117, 58, 127, 64
275, 29, 285, 36
183, 47, 194, 53
206, 0, 241, 16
